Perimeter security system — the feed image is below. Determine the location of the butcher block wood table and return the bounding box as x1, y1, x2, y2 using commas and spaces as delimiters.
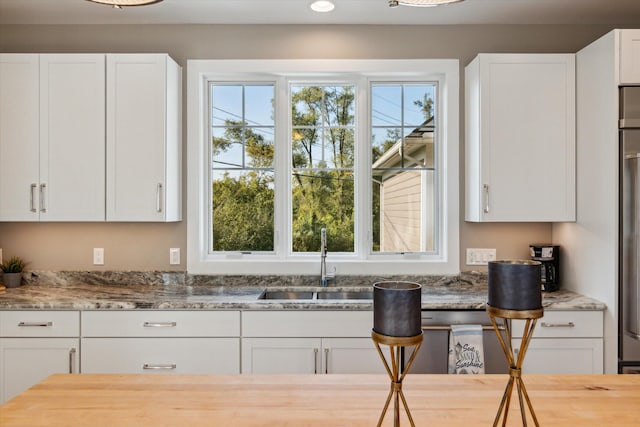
1, 374, 639, 426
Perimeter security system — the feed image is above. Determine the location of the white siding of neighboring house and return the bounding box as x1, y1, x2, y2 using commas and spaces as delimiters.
380, 170, 434, 252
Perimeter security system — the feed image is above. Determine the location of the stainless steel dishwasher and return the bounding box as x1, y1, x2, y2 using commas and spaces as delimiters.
409, 310, 508, 374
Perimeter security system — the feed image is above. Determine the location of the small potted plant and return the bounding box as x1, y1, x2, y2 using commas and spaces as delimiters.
1, 256, 27, 288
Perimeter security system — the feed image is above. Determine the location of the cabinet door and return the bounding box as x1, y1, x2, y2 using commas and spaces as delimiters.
242, 338, 320, 374
465, 54, 575, 222
106, 54, 181, 222
82, 338, 239, 374
0, 338, 79, 404
620, 30, 640, 84
0, 54, 40, 221
322, 338, 385, 374
40, 54, 105, 221
513, 338, 603, 374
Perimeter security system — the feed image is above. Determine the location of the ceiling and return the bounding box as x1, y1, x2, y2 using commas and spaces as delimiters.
1, 0, 640, 26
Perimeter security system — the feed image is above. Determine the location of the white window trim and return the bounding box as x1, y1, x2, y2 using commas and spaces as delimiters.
187, 59, 459, 276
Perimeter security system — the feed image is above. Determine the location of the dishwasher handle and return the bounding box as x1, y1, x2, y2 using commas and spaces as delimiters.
421, 325, 505, 331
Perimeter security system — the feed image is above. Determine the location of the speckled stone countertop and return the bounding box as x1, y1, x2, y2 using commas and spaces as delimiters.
0, 271, 606, 311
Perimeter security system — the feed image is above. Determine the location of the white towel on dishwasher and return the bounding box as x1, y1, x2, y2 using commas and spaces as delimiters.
447, 324, 485, 374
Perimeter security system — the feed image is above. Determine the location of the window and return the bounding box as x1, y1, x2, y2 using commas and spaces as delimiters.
371, 83, 437, 254
188, 60, 459, 276
291, 84, 355, 253
209, 84, 275, 252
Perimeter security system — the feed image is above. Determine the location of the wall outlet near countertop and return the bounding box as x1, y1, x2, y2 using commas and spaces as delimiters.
466, 248, 496, 265
93, 248, 104, 265
169, 248, 180, 265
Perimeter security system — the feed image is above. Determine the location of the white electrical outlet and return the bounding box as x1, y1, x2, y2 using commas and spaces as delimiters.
466, 248, 496, 265
93, 248, 104, 265
169, 248, 180, 265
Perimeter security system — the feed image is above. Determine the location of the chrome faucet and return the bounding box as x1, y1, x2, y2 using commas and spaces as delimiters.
320, 227, 333, 287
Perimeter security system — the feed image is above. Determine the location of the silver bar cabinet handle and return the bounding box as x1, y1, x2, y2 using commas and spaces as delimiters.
18, 321, 53, 327
39, 183, 47, 213
483, 184, 490, 214
422, 325, 503, 331
30, 184, 37, 212
541, 322, 575, 328
324, 348, 329, 374
143, 321, 177, 328
314, 348, 318, 374
69, 348, 77, 373
156, 183, 163, 213
143, 363, 176, 370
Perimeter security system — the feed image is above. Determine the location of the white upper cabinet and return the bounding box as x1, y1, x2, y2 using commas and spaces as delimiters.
620, 30, 640, 84
0, 53, 181, 222
106, 54, 182, 222
465, 54, 576, 222
0, 54, 105, 221
40, 54, 106, 221
0, 54, 40, 221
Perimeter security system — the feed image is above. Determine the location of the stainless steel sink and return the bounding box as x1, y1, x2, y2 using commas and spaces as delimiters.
258, 288, 373, 300
315, 291, 373, 300
258, 291, 314, 300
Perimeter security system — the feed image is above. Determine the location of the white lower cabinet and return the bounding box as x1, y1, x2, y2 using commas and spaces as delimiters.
241, 311, 382, 374
0, 311, 80, 404
511, 310, 604, 374
80, 310, 241, 374
82, 337, 238, 374
242, 337, 383, 374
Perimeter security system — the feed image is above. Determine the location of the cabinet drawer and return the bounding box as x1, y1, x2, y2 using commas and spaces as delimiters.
81, 338, 239, 374
512, 310, 603, 338
81, 311, 240, 337
0, 311, 79, 337
242, 311, 373, 337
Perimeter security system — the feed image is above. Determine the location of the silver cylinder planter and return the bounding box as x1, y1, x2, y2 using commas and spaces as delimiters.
488, 260, 542, 311
2, 273, 23, 288
373, 281, 422, 337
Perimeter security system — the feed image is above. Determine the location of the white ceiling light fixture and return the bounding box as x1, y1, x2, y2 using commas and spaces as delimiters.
389, 0, 464, 7
310, 1, 336, 13
86, 0, 164, 9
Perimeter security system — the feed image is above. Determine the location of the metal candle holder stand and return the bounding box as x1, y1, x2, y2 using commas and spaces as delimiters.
487, 304, 543, 427
371, 330, 424, 427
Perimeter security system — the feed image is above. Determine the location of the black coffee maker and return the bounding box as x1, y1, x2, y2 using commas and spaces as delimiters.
529, 244, 560, 292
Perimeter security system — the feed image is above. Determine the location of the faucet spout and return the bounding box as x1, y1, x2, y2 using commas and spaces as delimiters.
320, 227, 331, 287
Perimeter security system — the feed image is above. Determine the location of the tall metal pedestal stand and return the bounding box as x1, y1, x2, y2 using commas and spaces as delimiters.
371, 331, 423, 427
487, 305, 544, 427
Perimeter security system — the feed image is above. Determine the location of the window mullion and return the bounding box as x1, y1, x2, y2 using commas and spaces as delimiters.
274, 76, 290, 258
356, 76, 369, 260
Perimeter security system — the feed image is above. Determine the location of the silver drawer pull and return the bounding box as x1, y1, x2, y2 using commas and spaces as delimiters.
143, 321, 177, 328
143, 363, 176, 370
541, 322, 575, 328
18, 321, 53, 327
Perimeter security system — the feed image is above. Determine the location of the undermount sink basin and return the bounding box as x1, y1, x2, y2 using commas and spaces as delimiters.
315, 291, 373, 300
259, 291, 314, 300
258, 288, 373, 300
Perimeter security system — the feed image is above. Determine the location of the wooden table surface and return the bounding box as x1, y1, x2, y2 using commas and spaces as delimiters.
1, 374, 639, 426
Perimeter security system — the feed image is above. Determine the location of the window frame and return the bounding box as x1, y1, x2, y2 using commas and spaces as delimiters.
187, 60, 459, 275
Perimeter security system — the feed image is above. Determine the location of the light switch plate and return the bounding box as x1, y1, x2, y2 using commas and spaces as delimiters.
169, 248, 180, 265
93, 248, 104, 265
466, 248, 496, 265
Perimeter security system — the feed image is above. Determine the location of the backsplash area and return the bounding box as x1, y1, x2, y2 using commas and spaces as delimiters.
17, 271, 488, 288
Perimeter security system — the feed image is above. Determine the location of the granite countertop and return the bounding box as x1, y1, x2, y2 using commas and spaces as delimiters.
0, 274, 606, 311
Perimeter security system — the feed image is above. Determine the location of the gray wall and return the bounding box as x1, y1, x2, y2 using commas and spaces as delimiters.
0, 24, 615, 272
